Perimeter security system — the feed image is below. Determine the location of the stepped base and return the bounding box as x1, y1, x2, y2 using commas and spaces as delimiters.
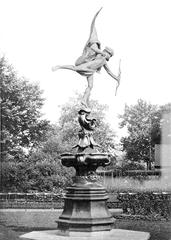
20, 229, 150, 240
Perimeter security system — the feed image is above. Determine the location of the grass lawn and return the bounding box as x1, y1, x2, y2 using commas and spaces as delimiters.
1, 177, 171, 239
115, 218, 171, 240
0, 225, 19, 240
0, 218, 170, 240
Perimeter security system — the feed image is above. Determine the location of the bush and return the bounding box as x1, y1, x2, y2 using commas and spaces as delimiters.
0, 161, 28, 192
0, 157, 75, 193
117, 191, 171, 220
122, 161, 145, 172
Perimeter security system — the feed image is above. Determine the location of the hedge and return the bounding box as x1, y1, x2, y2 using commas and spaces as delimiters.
118, 191, 171, 220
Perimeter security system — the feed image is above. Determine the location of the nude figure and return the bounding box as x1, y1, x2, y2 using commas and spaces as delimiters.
52, 8, 121, 108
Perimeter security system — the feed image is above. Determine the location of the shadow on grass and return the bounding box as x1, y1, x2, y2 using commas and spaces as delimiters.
11, 226, 56, 232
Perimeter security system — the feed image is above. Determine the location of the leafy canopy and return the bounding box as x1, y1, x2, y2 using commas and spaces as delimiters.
119, 99, 158, 169
119, 99, 171, 169
0, 56, 50, 160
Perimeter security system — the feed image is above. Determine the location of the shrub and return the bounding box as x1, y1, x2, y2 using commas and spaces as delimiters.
121, 162, 145, 172
0, 158, 75, 193
117, 191, 171, 220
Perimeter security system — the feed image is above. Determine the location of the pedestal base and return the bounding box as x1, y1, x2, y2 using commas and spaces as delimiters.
20, 229, 150, 240
57, 186, 114, 232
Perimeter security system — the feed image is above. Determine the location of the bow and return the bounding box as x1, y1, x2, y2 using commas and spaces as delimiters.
115, 59, 121, 95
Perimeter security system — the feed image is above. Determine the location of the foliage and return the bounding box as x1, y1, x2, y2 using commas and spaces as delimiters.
0, 56, 50, 160
119, 99, 161, 169
121, 161, 145, 172
117, 191, 171, 220
0, 155, 74, 192
0, 192, 64, 209
119, 99, 171, 169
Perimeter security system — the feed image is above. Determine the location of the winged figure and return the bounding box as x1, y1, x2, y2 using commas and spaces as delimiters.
52, 8, 121, 108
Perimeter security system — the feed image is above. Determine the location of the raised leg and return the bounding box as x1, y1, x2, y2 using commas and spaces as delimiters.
52, 65, 76, 72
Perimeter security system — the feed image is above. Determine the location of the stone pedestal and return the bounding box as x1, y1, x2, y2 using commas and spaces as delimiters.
57, 186, 114, 232
57, 152, 114, 232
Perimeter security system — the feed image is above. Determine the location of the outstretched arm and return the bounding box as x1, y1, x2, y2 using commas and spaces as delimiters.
103, 62, 121, 95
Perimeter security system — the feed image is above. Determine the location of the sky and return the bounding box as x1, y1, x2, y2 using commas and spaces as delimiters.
1, 0, 171, 137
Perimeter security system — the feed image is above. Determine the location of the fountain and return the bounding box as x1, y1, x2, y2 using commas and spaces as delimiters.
20, 8, 150, 240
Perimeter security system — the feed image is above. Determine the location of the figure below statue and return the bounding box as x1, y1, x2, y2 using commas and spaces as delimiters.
52, 8, 121, 108
72, 109, 100, 152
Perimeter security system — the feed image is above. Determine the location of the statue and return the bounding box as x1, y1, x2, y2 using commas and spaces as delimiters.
21, 7, 150, 240
52, 8, 121, 109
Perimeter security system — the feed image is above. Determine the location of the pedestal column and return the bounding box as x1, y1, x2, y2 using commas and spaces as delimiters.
57, 152, 114, 232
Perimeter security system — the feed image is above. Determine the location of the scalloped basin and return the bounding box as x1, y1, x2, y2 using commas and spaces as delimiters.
61, 152, 111, 168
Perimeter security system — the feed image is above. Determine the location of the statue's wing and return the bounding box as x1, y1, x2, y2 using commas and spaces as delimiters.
83, 8, 102, 52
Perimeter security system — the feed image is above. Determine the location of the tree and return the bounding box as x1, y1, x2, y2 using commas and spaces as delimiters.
119, 99, 159, 170
0, 57, 50, 160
